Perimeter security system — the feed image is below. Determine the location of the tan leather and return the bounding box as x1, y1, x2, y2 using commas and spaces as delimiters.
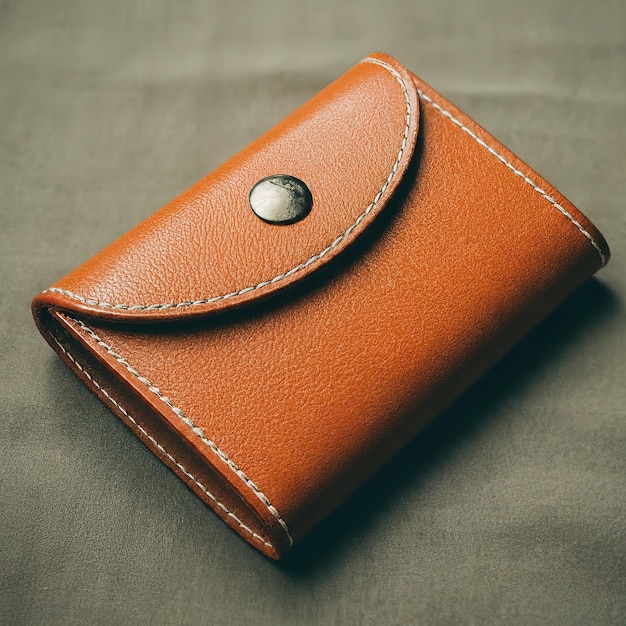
32, 53, 610, 559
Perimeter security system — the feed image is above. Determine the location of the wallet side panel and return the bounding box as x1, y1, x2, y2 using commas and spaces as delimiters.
31, 304, 291, 558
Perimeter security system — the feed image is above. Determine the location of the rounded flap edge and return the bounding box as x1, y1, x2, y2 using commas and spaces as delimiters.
44, 53, 420, 323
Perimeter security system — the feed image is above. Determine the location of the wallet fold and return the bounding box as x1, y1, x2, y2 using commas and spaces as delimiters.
33, 53, 610, 559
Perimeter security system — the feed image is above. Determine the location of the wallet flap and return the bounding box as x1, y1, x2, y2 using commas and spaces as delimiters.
41, 53, 420, 323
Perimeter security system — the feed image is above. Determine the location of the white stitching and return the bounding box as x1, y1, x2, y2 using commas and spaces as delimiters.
43, 57, 413, 311
51, 337, 274, 550
416, 90, 606, 267
61, 316, 293, 548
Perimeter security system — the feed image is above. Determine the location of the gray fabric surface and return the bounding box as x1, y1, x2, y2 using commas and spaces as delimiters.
1, 0, 625, 624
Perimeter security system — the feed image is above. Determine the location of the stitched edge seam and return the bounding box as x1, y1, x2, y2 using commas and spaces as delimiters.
43, 57, 412, 311
52, 337, 274, 550
65, 316, 293, 547
416, 90, 606, 267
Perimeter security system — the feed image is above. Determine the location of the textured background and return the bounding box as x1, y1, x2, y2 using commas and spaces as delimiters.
1, 0, 625, 624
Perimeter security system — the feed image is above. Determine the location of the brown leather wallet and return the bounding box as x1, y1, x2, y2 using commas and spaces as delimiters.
32, 53, 610, 559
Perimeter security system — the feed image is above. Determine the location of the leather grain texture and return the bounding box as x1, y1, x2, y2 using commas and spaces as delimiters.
32, 52, 609, 559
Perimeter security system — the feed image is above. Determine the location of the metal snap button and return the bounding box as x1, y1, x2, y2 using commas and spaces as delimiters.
249, 175, 312, 225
